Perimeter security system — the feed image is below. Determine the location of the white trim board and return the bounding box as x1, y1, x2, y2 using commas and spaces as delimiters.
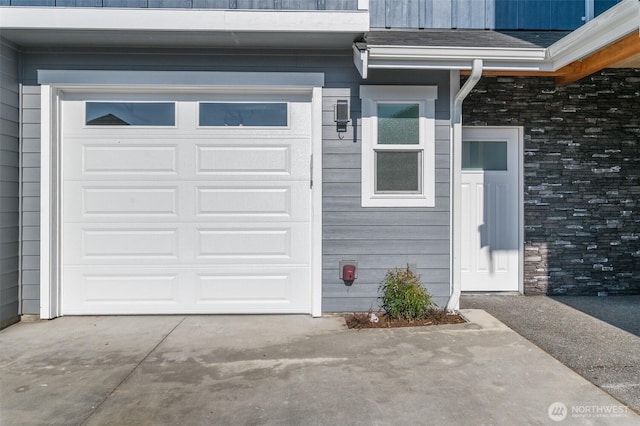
38, 71, 325, 89
1, 7, 369, 34
39, 71, 324, 319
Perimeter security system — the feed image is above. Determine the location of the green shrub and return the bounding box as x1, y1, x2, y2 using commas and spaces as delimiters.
379, 267, 435, 320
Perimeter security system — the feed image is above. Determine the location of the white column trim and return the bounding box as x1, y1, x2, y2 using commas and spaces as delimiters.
39, 85, 61, 320
311, 86, 324, 317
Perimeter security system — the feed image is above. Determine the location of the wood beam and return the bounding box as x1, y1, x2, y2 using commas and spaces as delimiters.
555, 32, 640, 85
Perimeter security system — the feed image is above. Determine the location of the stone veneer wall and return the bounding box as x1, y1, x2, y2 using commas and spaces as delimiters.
464, 69, 640, 295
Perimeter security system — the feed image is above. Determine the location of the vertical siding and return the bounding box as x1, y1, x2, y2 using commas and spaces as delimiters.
3, 0, 359, 9
595, 0, 622, 16
0, 38, 20, 328
371, 0, 617, 29
20, 49, 451, 313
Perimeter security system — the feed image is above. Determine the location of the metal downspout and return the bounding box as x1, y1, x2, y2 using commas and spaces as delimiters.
447, 59, 483, 312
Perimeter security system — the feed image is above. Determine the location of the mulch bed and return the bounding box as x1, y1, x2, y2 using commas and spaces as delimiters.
344, 310, 466, 329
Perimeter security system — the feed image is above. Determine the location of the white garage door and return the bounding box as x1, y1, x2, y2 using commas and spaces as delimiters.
61, 93, 312, 314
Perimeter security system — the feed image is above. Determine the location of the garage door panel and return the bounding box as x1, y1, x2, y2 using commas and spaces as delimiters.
76, 272, 178, 302
62, 269, 183, 315
82, 145, 178, 175
64, 138, 188, 181
82, 229, 178, 259
64, 226, 180, 264
195, 182, 310, 222
196, 223, 310, 264
196, 268, 310, 311
194, 139, 309, 178
196, 145, 290, 175
81, 187, 178, 216
64, 183, 180, 221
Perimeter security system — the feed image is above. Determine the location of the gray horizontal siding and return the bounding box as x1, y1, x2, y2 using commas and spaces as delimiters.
322, 69, 451, 312
0, 38, 20, 328
21, 85, 40, 316
2, 0, 359, 9
20, 48, 451, 314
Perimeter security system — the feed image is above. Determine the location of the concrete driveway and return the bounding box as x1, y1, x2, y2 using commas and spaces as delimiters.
1, 310, 637, 426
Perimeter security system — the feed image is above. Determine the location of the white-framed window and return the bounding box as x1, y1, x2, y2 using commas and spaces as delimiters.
360, 86, 437, 207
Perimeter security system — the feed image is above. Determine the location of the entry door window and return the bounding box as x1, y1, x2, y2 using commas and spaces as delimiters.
462, 141, 508, 171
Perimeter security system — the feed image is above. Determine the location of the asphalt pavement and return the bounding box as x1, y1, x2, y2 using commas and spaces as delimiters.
462, 295, 640, 414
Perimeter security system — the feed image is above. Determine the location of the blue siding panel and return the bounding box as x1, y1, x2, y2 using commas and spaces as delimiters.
9, 0, 55, 5
595, 0, 622, 16
102, 0, 148, 6
192, 0, 231, 7
148, 0, 192, 7
452, 0, 486, 29
386, 0, 420, 28
55, 0, 103, 6
495, 0, 518, 29
519, 0, 550, 30
370, 0, 386, 27
551, 0, 584, 30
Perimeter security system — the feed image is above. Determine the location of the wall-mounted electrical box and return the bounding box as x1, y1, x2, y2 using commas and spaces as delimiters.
334, 100, 350, 133
339, 260, 358, 285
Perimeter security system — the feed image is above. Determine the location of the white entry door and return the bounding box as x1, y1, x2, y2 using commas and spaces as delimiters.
460, 127, 520, 291
60, 93, 313, 314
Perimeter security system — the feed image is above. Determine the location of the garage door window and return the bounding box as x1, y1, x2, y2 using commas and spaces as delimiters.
199, 102, 288, 127
86, 102, 175, 126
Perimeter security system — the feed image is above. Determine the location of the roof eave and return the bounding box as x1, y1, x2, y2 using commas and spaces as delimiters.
548, 0, 640, 70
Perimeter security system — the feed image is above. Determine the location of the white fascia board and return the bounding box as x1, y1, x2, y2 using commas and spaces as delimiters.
367, 62, 552, 72
365, 46, 550, 72
368, 46, 547, 63
548, 0, 640, 70
0, 7, 369, 34
352, 44, 369, 78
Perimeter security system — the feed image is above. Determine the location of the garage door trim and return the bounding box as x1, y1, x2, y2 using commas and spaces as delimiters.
38, 70, 324, 319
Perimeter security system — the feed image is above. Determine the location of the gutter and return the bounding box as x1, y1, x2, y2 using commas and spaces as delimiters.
446, 58, 483, 313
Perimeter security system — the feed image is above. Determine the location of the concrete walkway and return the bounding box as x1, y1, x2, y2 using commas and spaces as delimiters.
462, 295, 640, 414
1, 311, 637, 426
